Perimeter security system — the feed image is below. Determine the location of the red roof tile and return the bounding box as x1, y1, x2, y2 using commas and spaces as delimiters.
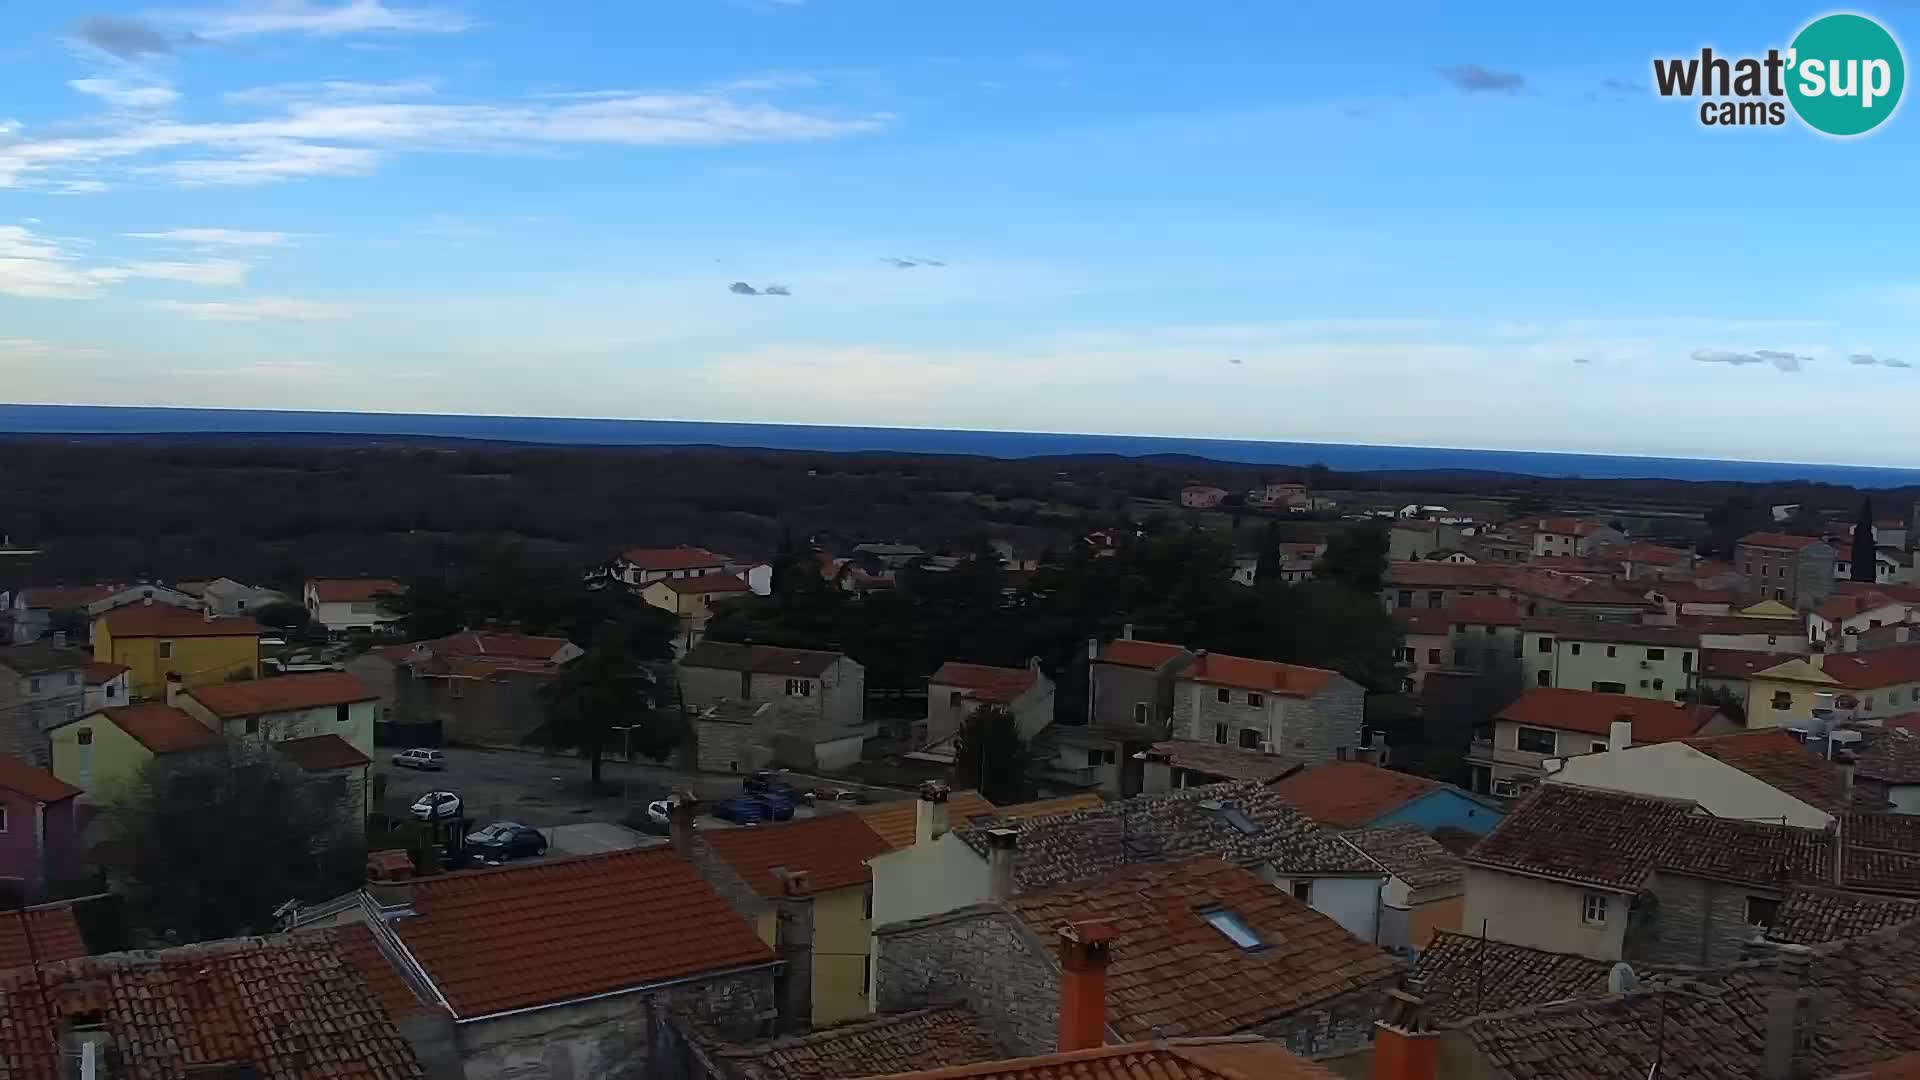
1804, 646, 1920, 691
1268, 761, 1445, 828
0, 754, 79, 803
854, 791, 1100, 850
1496, 688, 1718, 742
1394, 608, 1450, 636
1819, 593, 1912, 621
1836, 581, 1920, 604
855, 1037, 1340, 1080
1146, 742, 1305, 783
1446, 595, 1524, 626
680, 641, 844, 677
1740, 532, 1832, 552
0, 909, 86, 971
93, 703, 217, 754
1653, 581, 1746, 606
1180, 652, 1340, 698
1096, 639, 1190, 670
700, 813, 892, 897
276, 733, 374, 772
186, 670, 377, 717
1685, 729, 1858, 813
390, 848, 776, 1018
335, 923, 434, 1020
1602, 542, 1694, 566
619, 546, 730, 571
929, 662, 1038, 705
1385, 562, 1506, 589
656, 572, 752, 596
1003, 858, 1399, 1042
80, 661, 126, 686
309, 578, 406, 603
711, 1005, 1006, 1080
1701, 649, 1796, 679
100, 605, 260, 639
17, 585, 119, 610
417, 631, 576, 661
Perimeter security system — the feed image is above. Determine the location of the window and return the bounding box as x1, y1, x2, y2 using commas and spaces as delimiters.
1606, 645, 1618, 658
1570, 643, 1582, 655
159, 640, 173, 659
1216, 687, 1230, 704
1199, 907, 1265, 950
786, 678, 812, 697
0, 805, 7, 833
245, 717, 259, 734
1537, 670, 1551, 687
950, 691, 963, 708
1248, 692, 1264, 707
336, 703, 349, 723
1239, 728, 1262, 749
1133, 702, 1149, 724
27, 678, 39, 694
1653, 678, 1664, 691
1647, 648, 1665, 661
1911, 687, 1919, 704
1865, 696, 1876, 711
1582, 893, 1608, 925
1291, 880, 1313, 903
1484, 625, 1496, 635
1397, 590, 1413, 608
1516, 727, 1556, 754
1772, 690, 1793, 711
1214, 723, 1228, 745
1428, 648, 1442, 664
1745, 896, 1782, 928
76, 729, 92, 746
1775, 589, 1786, 601
863, 888, 875, 920
1428, 591, 1444, 608
1088, 749, 1116, 766
1591, 741, 1608, 753
1592, 681, 1627, 694
65, 672, 77, 687
1684, 652, 1694, 672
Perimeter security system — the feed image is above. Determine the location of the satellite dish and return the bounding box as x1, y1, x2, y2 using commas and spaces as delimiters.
1608, 962, 1639, 993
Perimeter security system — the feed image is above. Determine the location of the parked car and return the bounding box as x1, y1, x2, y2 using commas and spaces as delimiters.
411, 791, 462, 821
751, 793, 797, 821
710, 797, 770, 825
467, 822, 548, 863
743, 770, 790, 794
646, 800, 673, 827
391, 748, 446, 771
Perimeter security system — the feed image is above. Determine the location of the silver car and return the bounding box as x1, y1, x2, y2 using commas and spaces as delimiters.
411, 791, 462, 821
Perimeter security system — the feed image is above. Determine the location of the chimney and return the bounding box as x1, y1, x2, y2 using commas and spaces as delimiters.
1121, 623, 1134, 641
1839, 749, 1857, 802
1762, 988, 1811, 1080
1608, 715, 1632, 752
164, 672, 183, 708
52, 630, 67, 649
915, 781, 950, 846
668, 790, 698, 858
1056, 919, 1118, 1053
1807, 651, 1825, 671
771, 866, 813, 897
142, 596, 153, 606
1899, 624, 1913, 644
1086, 637, 1099, 662
1373, 990, 1438, 1080
986, 827, 1018, 901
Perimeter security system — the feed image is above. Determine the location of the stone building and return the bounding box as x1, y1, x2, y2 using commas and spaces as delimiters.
1736, 532, 1838, 610
1168, 651, 1363, 766
1055, 635, 1193, 797
380, 631, 583, 746
0, 642, 91, 766
874, 857, 1399, 1059
680, 642, 870, 772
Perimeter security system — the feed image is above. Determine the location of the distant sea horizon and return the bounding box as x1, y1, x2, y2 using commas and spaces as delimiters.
5, 403, 1918, 488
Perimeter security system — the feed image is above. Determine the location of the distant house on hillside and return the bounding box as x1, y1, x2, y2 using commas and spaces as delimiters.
922, 660, 1055, 750
303, 578, 404, 637
609, 545, 732, 587
641, 573, 753, 650
1179, 485, 1228, 509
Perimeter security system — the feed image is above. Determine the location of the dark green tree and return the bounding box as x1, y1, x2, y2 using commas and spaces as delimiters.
534, 620, 679, 791
252, 599, 310, 631
1316, 520, 1390, 593
1853, 496, 1878, 583
102, 741, 363, 943
953, 705, 1029, 804
1254, 522, 1283, 584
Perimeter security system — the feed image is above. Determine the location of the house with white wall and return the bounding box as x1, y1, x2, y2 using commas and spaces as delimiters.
1543, 728, 1856, 828
922, 659, 1055, 748
303, 579, 404, 636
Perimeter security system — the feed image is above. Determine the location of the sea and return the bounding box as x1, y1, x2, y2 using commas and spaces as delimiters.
4, 403, 1917, 487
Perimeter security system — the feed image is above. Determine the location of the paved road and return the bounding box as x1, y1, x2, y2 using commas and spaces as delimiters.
376, 745, 912, 829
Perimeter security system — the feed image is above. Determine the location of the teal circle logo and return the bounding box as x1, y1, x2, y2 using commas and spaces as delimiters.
1786, 13, 1905, 136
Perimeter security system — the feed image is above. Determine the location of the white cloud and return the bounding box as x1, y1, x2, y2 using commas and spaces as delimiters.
222, 79, 438, 106
69, 78, 180, 111
149, 298, 349, 321
166, 0, 473, 39
124, 228, 294, 247
155, 143, 383, 185
0, 224, 250, 299
0, 337, 106, 363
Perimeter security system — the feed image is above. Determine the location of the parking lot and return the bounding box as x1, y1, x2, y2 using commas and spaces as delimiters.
375, 745, 912, 832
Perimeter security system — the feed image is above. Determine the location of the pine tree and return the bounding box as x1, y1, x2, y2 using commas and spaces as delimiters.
1853, 496, 1879, 583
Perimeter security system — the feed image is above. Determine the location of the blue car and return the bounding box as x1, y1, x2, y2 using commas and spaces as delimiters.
710, 797, 771, 825
752, 793, 796, 821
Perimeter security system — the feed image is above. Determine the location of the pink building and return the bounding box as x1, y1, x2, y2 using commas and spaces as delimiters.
0, 754, 81, 903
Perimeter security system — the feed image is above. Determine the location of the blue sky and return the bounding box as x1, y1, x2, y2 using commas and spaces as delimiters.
2, 1, 1916, 464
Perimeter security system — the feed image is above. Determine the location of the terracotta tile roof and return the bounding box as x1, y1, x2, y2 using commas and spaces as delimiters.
1678, 614, 1808, 637
1526, 555, 1619, 575
854, 1036, 1340, 1080
680, 641, 844, 678
1537, 518, 1617, 537
1837, 581, 1920, 604
958, 779, 1377, 890
0, 643, 90, 676
1468, 785, 1829, 893
388, 847, 776, 1018
17, 585, 119, 610
700, 812, 891, 896
1653, 580, 1746, 606
1146, 741, 1306, 783
1766, 885, 1920, 945
334, 923, 434, 1020
1601, 541, 1694, 566
1820, 593, 1912, 621
1701, 649, 1793, 679
1410, 929, 1615, 1022
0, 909, 87, 971
186, 671, 377, 718
0, 754, 80, 803
0, 930, 423, 1080
708, 1005, 1005, 1080
619, 546, 730, 571
1684, 729, 1858, 813
1496, 688, 1718, 742
276, 733, 374, 772
1343, 824, 1463, 890
657, 572, 754, 596
1520, 616, 1702, 648
1740, 531, 1833, 551
1269, 761, 1445, 828
1837, 813, 1920, 893
995, 793, 1105, 819
1854, 728, 1920, 784
81, 661, 127, 685
1837, 1053, 1920, 1079
856, 792, 1104, 850
1178, 652, 1340, 698
93, 703, 218, 754
309, 578, 406, 603
1446, 595, 1524, 625
929, 662, 1039, 705
1006, 858, 1399, 1041
101, 605, 261, 639
417, 631, 575, 661
1794, 645, 1920, 691
1095, 639, 1191, 670
1384, 562, 1505, 589
1393, 608, 1450, 636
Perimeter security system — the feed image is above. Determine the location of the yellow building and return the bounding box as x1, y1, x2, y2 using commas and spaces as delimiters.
93, 605, 260, 701
697, 811, 893, 1025
640, 573, 752, 650
1743, 648, 1920, 728
47, 703, 217, 797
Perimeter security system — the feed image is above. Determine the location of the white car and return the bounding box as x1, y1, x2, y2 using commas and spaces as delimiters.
391, 748, 446, 771
411, 791, 462, 821
646, 800, 673, 827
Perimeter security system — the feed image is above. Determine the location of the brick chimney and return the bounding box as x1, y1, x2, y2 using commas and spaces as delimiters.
164, 672, 184, 708
1373, 990, 1438, 1080
1056, 919, 1118, 1053
667, 790, 698, 858
1608, 715, 1632, 752
986, 827, 1018, 901
915, 781, 950, 846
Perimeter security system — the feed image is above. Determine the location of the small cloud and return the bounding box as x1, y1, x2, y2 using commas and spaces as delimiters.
148, 298, 347, 321
69, 78, 180, 112
762, 284, 792, 296
916, 257, 946, 267
729, 282, 760, 295
1600, 77, 1644, 94
171, 0, 474, 40
1437, 64, 1526, 93
1693, 348, 1763, 366
1886, 357, 1912, 368
881, 256, 946, 269
1755, 349, 1808, 372
1694, 347, 1809, 372
1850, 353, 1881, 365
124, 228, 293, 247
1571, 356, 1592, 364
1227, 357, 1243, 366
70, 14, 175, 59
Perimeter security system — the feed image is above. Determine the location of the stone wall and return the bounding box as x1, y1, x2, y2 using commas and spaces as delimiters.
394, 668, 551, 747
1627, 872, 1776, 968
875, 907, 1061, 1057
1170, 679, 1364, 766
1090, 662, 1173, 737
1246, 985, 1390, 1058
694, 718, 764, 774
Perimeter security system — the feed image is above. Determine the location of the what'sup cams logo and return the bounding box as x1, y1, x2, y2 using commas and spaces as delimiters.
1654, 12, 1905, 135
